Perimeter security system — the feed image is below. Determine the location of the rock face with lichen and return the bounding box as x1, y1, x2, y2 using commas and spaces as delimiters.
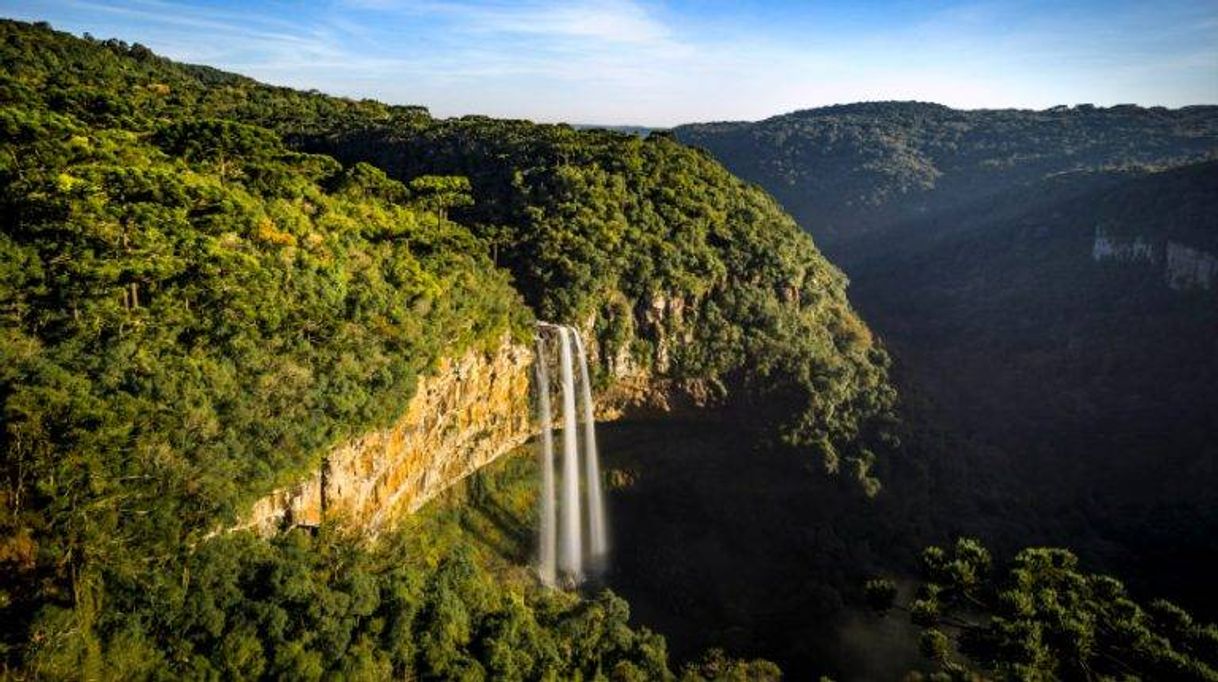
240, 338, 533, 535
590, 291, 721, 420
236, 318, 699, 537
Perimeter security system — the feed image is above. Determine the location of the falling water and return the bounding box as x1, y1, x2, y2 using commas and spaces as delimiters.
557, 327, 583, 580
572, 331, 608, 568
535, 322, 610, 587
534, 334, 557, 587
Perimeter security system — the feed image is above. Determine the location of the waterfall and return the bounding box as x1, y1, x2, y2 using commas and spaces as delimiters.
535, 322, 610, 587
573, 331, 608, 567
534, 334, 557, 587
557, 328, 583, 579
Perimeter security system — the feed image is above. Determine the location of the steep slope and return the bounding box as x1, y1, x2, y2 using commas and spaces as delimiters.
847, 164, 1218, 598
0, 19, 898, 484
677, 100, 1218, 614
0, 22, 541, 675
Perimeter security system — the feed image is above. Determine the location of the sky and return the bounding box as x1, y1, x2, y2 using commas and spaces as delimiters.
3, 0, 1217, 126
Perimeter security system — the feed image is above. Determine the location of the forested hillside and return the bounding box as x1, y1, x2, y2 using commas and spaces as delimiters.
0, 19, 547, 679
303, 120, 898, 485
0, 20, 890, 677
675, 101, 1218, 252
677, 102, 1218, 619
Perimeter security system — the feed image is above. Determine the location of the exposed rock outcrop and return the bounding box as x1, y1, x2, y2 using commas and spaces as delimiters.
1091, 227, 1216, 293
239, 284, 748, 538
1166, 241, 1218, 291
1092, 226, 1156, 263
591, 291, 726, 421
240, 337, 533, 536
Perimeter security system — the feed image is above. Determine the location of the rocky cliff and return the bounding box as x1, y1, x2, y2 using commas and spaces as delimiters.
1091, 226, 1217, 292
1166, 241, 1218, 291
239, 337, 533, 535
236, 309, 718, 538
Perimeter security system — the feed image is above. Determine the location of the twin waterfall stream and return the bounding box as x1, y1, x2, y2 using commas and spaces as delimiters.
534, 323, 609, 588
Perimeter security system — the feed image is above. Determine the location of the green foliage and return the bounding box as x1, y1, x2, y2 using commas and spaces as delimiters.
678, 93, 1218, 622
918, 629, 950, 663
0, 18, 529, 671
0, 20, 808, 678
863, 577, 898, 613
309, 116, 899, 486
16, 453, 748, 680
1, 18, 898, 493
407, 174, 474, 219
674, 100, 1218, 246
908, 538, 1218, 681
841, 159, 1218, 619
680, 648, 783, 681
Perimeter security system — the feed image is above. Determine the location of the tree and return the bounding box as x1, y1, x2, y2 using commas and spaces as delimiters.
905, 538, 1218, 681
408, 175, 474, 220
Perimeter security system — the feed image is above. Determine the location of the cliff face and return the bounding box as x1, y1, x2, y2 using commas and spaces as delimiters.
1092, 226, 1156, 264
1091, 227, 1217, 292
590, 291, 723, 421
237, 316, 703, 537
1166, 242, 1218, 291
240, 338, 533, 535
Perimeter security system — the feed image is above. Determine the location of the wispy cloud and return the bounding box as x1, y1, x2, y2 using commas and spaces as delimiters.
393, 0, 675, 44
3, 0, 1215, 125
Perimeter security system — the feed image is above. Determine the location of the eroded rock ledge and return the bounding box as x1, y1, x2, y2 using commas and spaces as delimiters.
238, 337, 533, 536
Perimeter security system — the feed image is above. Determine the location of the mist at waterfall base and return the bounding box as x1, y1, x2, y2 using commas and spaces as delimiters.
533, 323, 609, 588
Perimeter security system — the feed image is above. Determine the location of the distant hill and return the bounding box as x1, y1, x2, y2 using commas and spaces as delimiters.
849, 162, 1218, 570
570, 123, 659, 136
675, 101, 1218, 254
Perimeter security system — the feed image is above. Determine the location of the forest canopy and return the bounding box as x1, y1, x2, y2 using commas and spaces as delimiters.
0, 19, 892, 677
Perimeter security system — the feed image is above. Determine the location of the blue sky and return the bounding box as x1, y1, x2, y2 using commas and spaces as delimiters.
4, 0, 1216, 125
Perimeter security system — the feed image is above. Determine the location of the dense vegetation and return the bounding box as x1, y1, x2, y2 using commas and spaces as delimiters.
0, 19, 894, 677
676, 101, 1218, 622
597, 417, 930, 679
305, 117, 898, 489
601, 412, 1218, 679
868, 538, 1218, 680
21, 449, 778, 680
674, 101, 1218, 250
1, 18, 899, 487
0, 19, 539, 675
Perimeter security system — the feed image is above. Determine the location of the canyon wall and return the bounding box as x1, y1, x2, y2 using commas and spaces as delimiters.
593, 291, 722, 420
1166, 241, 1218, 291
239, 296, 725, 538
239, 337, 534, 536
1091, 226, 1216, 292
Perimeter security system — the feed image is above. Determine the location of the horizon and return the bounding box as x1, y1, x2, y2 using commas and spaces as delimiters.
3, 1, 1216, 127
